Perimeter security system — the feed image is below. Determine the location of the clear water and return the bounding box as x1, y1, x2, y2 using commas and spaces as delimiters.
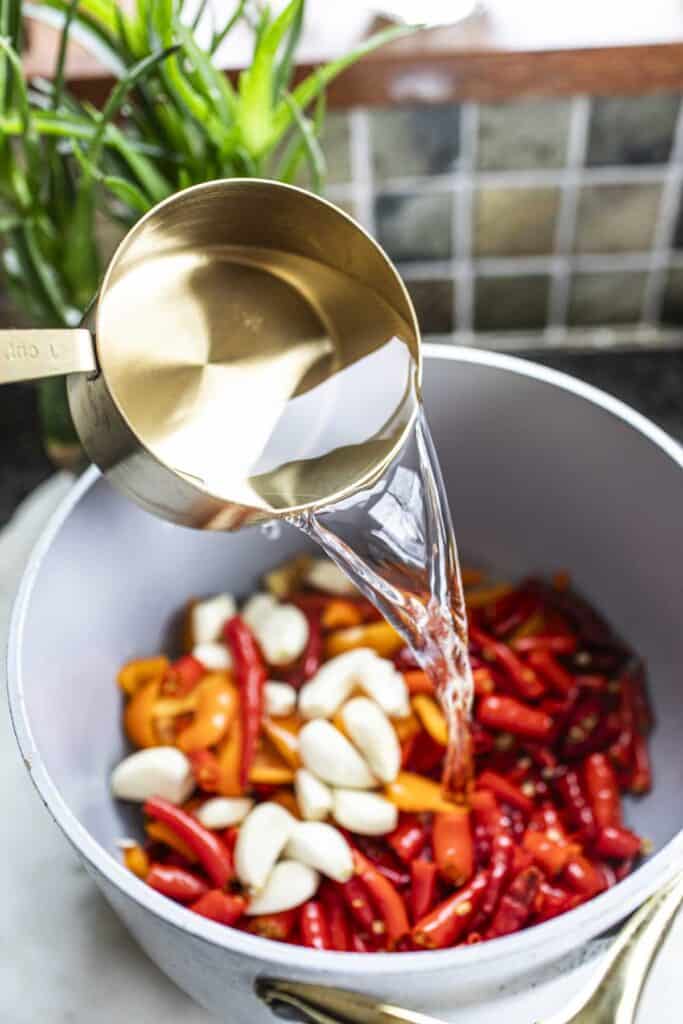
290, 405, 474, 801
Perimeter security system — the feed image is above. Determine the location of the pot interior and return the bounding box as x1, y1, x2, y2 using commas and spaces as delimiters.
14, 353, 683, 877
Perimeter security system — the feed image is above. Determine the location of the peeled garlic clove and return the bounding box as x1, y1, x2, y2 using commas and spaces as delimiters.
299, 720, 376, 789
264, 680, 297, 718
357, 652, 410, 719
305, 559, 357, 596
196, 797, 253, 830
298, 650, 360, 718
246, 860, 319, 916
341, 696, 401, 784
243, 593, 309, 666
285, 821, 353, 883
192, 642, 233, 671
192, 594, 236, 644
295, 769, 333, 821
332, 789, 398, 836
111, 747, 194, 805
234, 802, 296, 890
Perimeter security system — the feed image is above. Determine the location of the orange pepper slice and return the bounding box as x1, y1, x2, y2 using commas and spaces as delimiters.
250, 742, 295, 786
117, 656, 169, 697
412, 694, 448, 747
321, 599, 364, 630
145, 820, 198, 863
271, 788, 301, 818
465, 584, 514, 610
124, 677, 162, 748
261, 718, 301, 770
385, 772, 457, 813
461, 567, 484, 588
325, 621, 403, 659
393, 708, 422, 743
121, 843, 150, 879
217, 710, 243, 797
176, 674, 237, 753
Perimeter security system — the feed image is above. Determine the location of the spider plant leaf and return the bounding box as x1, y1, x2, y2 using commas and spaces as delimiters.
52, 0, 80, 109
209, 0, 246, 55
175, 21, 235, 122
280, 91, 324, 192
272, 0, 304, 101
189, 0, 210, 33
105, 123, 172, 203
238, 0, 303, 157
24, 0, 126, 71
0, 37, 42, 189
74, 146, 151, 214
272, 23, 417, 140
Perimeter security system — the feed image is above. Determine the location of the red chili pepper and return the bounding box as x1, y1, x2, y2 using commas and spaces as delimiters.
223, 616, 267, 787
492, 593, 540, 638
563, 856, 607, 897
478, 770, 535, 816
188, 749, 221, 793
162, 654, 205, 697
583, 753, 622, 829
478, 695, 553, 741
394, 646, 420, 672
629, 665, 654, 733
522, 830, 580, 877
526, 650, 577, 699
146, 863, 209, 903
523, 742, 558, 773
284, 609, 323, 689
470, 625, 545, 701
554, 769, 596, 842
563, 696, 618, 759
353, 850, 410, 948
412, 871, 488, 949
471, 831, 514, 930
615, 857, 636, 882
144, 797, 234, 889
410, 859, 438, 923
247, 909, 298, 941
337, 877, 379, 935
300, 900, 332, 950
595, 825, 642, 860
513, 635, 578, 656
433, 810, 474, 885
470, 789, 506, 841
486, 866, 542, 939
388, 816, 428, 863
320, 883, 353, 951
351, 835, 410, 888
351, 932, 371, 952
405, 730, 445, 775
535, 882, 581, 924
630, 731, 652, 794
189, 889, 246, 925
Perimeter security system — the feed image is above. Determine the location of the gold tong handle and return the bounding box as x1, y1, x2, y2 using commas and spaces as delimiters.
0, 329, 95, 384
256, 978, 446, 1024
541, 868, 683, 1024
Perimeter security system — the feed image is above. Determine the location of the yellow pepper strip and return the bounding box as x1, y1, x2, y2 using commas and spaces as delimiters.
117, 656, 169, 697
331, 709, 349, 739
464, 584, 514, 610
271, 712, 303, 735
264, 554, 313, 599
146, 820, 198, 863
511, 610, 545, 642
385, 772, 456, 813
461, 567, 484, 588
262, 718, 301, 770
321, 599, 364, 630
217, 712, 243, 797
271, 788, 301, 818
393, 708, 422, 743
325, 621, 403, 660
122, 843, 150, 879
412, 694, 448, 747
176, 674, 237, 754
152, 692, 200, 718
124, 677, 162, 749
250, 742, 295, 786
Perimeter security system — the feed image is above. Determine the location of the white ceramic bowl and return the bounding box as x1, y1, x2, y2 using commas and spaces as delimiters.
8, 348, 683, 1022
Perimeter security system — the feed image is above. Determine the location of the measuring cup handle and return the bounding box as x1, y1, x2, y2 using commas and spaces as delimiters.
0, 329, 96, 384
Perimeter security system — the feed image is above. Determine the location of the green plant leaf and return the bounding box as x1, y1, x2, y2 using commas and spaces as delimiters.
237, 0, 303, 157
280, 90, 324, 191
272, 0, 304, 101
52, 0, 80, 109
209, 0, 246, 55
272, 23, 417, 140
175, 22, 235, 123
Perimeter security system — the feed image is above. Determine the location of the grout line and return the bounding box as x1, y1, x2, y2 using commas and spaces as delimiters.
349, 109, 374, 234
547, 96, 592, 330
642, 96, 683, 323
421, 326, 683, 352
454, 102, 478, 332
396, 251, 662, 280
366, 163, 670, 195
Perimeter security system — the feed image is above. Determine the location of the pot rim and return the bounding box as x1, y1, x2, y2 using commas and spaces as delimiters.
7, 345, 683, 978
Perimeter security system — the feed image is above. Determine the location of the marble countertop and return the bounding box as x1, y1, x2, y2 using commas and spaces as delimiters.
1, 350, 682, 1022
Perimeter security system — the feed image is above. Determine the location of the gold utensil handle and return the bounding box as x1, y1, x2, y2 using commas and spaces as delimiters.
256, 978, 446, 1024
542, 868, 683, 1024
0, 329, 96, 384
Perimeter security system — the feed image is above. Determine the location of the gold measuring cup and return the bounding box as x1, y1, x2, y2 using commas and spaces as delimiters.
0, 179, 420, 529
